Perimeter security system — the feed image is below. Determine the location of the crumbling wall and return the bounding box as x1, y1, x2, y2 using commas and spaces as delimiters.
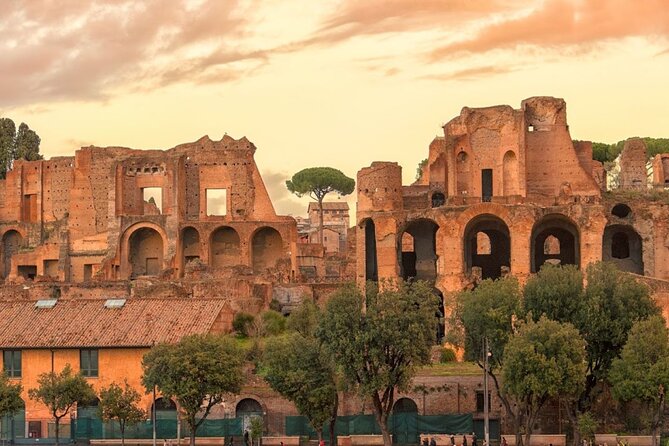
618, 138, 648, 190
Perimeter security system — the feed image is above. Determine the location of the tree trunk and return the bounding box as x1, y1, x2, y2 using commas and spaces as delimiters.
121, 422, 126, 446
189, 418, 197, 446
55, 418, 60, 446
318, 198, 324, 245
371, 393, 392, 446
328, 391, 338, 446
563, 402, 580, 446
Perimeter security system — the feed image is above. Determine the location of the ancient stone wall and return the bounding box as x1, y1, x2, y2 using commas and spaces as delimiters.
618, 137, 648, 190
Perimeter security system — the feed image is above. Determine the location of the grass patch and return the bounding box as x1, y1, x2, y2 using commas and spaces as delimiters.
418, 362, 482, 377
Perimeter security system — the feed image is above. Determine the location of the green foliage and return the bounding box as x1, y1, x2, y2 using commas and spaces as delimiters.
233, 312, 255, 337
317, 281, 438, 445
249, 415, 263, 445
260, 310, 286, 336
450, 277, 522, 368
286, 299, 320, 338
28, 364, 96, 445
98, 380, 146, 445
285, 167, 355, 202
439, 348, 456, 363
589, 137, 669, 163
142, 334, 244, 446
523, 264, 583, 323
261, 332, 337, 439
644, 137, 669, 159
0, 118, 42, 179
416, 158, 428, 181
577, 412, 598, 441
0, 373, 23, 419
269, 299, 282, 312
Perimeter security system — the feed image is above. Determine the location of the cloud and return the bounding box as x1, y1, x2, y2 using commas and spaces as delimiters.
0, 0, 263, 107
429, 0, 669, 60
422, 65, 517, 81
261, 170, 309, 216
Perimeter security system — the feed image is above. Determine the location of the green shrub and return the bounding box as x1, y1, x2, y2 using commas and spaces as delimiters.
261, 310, 286, 336
440, 347, 456, 363
233, 312, 255, 337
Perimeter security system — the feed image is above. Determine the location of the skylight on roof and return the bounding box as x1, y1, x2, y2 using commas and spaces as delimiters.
35, 299, 58, 309
104, 299, 126, 309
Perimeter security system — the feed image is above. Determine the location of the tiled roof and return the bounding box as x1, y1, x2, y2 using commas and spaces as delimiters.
0, 299, 228, 349
308, 202, 350, 211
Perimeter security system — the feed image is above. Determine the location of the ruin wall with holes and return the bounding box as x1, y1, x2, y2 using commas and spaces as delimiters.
356, 97, 669, 311
0, 135, 299, 308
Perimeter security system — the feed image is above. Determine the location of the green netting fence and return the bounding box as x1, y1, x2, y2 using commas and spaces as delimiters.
74, 417, 243, 440
286, 414, 473, 445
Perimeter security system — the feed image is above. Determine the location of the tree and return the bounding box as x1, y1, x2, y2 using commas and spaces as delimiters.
28, 364, 96, 446
416, 158, 428, 181
523, 264, 583, 324
0, 118, 42, 179
502, 317, 586, 446
0, 373, 24, 436
142, 334, 244, 446
317, 281, 438, 446
286, 167, 354, 244
610, 316, 669, 446
98, 380, 146, 446
448, 277, 523, 440
261, 300, 338, 445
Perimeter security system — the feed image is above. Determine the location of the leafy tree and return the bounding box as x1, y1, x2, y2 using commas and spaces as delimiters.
0, 118, 42, 179
416, 158, 428, 181
259, 310, 286, 336
142, 334, 244, 446
0, 373, 23, 421
502, 317, 586, 446
286, 167, 354, 244
249, 415, 263, 446
233, 312, 255, 337
523, 264, 583, 323
28, 364, 96, 446
98, 380, 146, 446
286, 298, 319, 337
317, 281, 438, 446
610, 316, 669, 446
448, 278, 522, 439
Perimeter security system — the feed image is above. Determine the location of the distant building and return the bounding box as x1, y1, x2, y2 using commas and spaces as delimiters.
303, 202, 349, 253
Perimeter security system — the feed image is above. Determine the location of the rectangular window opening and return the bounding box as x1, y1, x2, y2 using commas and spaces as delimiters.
206, 188, 227, 216
142, 187, 163, 214
475, 390, 491, 413
80, 349, 99, 377
3, 350, 21, 378
17, 265, 37, 280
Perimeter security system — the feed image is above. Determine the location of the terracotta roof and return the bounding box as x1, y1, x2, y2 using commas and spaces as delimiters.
308, 202, 350, 211
0, 299, 228, 349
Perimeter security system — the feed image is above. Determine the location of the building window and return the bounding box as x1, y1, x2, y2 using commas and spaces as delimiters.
475, 390, 491, 413
80, 349, 98, 377
3, 350, 21, 378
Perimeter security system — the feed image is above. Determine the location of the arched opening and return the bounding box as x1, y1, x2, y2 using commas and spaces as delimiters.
1, 230, 23, 279
464, 215, 510, 280
392, 398, 418, 414
76, 398, 102, 439
531, 215, 580, 273
456, 151, 470, 195
181, 227, 200, 267
210, 226, 241, 268
602, 225, 643, 274
431, 192, 445, 208
236, 398, 263, 434
1, 398, 25, 441
128, 227, 164, 278
364, 219, 378, 282
252, 227, 283, 272
612, 203, 632, 218
399, 219, 439, 282
502, 150, 519, 196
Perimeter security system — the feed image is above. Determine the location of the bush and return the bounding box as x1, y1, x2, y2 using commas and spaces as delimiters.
233, 312, 255, 337
440, 347, 456, 363
261, 310, 286, 336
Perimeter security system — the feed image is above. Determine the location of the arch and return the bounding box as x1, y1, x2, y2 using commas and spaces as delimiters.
1, 230, 23, 279
236, 398, 263, 433
543, 235, 560, 255
611, 203, 632, 218
392, 397, 418, 414
128, 227, 164, 278
363, 219, 378, 282
431, 192, 446, 208
1, 398, 25, 440
398, 219, 439, 282
502, 150, 519, 196
456, 151, 471, 195
181, 227, 201, 267
476, 232, 491, 255
251, 227, 283, 273
464, 214, 510, 280
602, 225, 643, 274
531, 215, 580, 272
76, 398, 102, 439
210, 226, 241, 268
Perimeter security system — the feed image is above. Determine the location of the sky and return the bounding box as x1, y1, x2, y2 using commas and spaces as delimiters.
2, 0, 669, 218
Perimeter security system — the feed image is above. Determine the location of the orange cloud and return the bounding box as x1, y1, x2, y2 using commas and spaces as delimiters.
422, 65, 517, 81
430, 0, 669, 60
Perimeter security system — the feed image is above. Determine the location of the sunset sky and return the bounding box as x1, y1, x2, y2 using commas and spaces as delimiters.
2, 0, 668, 216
